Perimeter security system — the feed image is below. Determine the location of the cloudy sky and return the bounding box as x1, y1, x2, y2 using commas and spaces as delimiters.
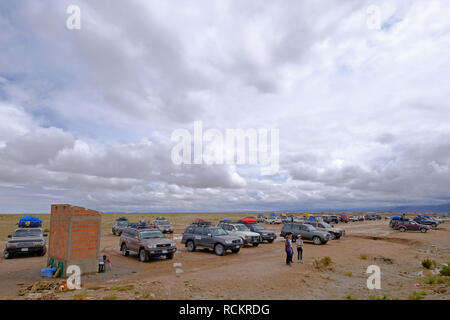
0, 0, 449, 213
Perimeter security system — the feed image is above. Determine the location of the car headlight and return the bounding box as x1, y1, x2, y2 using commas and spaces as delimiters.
225, 240, 233, 244
34, 241, 44, 247
6, 243, 17, 248
148, 244, 157, 248
244, 235, 249, 239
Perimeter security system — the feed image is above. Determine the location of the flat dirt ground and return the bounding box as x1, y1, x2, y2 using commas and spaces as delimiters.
0, 213, 449, 300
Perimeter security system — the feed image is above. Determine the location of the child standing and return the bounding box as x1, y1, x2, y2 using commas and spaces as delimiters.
296, 235, 303, 263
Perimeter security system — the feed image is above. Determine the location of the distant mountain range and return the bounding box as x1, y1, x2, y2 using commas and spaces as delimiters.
381, 203, 450, 213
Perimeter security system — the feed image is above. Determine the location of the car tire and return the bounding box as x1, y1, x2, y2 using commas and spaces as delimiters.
252, 243, 259, 247
231, 248, 240, 253
139, 248, 149, 262
166, 253, 174, 259
214, 244, 225, 256
399, 227, 406, 232
3, 250, 12, 259
267, 239, 274, 243
121, 243, 129, 256
329, 233, 336, 240
38, 249, 46, 256
313, 236, 321, 245
420, 228, 427, 233
432, 223, 437, 228
186, 241, 196, 252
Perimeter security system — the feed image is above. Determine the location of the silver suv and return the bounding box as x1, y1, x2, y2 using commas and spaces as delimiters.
120, 227, 177, 262
4, 227, 47, 259
217, 222, 261, 247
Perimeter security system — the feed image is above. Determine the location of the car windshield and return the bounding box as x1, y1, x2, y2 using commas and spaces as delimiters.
235, 224, 249, 231
321, 223, 332, 228
252, 224, 265, 231
140, 230, 164, 239
210, 228, 228, 236
157, 221, 170, 225
13, 229, 42, 237
306, 225, 317, 231
116, 221, 128, 227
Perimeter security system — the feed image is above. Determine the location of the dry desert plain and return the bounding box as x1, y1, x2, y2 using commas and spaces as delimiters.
0, 213, 449, 300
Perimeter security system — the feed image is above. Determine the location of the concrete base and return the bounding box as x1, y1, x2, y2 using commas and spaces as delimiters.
48, 257, 100, 277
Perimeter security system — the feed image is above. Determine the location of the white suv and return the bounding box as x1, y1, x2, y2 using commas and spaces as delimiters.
218, 222, 262, 247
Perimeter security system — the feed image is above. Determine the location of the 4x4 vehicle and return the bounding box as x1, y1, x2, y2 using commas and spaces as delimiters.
217, 222, 261, 246
393, 220, 429, 233
4, 228, 47, 259
413, 216, 438, 228
153, 219, 174, 233
120, 227, 176, 262
112, 217, 129, 236
329, 215, 339, 224
181, 224, 243, 255
257, 214, 266, 223
265, 216, 282, 224
280, 223, 331, 245
304, 221, 345, 240
339, 215, 349, 223
364, 215, 374, 221
241, 222, 276, 243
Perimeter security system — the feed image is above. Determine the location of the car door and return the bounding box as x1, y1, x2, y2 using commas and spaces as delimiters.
300, 225, 312, 240
127, 229, 139, 252
193, 227, 204, 247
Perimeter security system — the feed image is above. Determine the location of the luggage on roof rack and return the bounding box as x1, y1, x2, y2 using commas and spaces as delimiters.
116, 216, 128, 221
18, 216, 42, 228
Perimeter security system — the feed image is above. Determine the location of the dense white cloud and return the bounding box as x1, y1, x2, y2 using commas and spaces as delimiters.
0, 0, 449, 212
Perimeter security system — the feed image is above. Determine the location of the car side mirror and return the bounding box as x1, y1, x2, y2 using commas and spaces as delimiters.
8, 235, 12, 238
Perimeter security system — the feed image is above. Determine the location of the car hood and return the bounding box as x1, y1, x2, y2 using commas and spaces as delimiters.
240, 231, 260, 237
324, 227, 343, 233
11, 236, 44, 241
141, 238, 175, 246
215, 235, 242, 242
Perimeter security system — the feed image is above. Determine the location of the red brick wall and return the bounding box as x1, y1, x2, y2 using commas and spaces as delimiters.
70, 220, 100, 260
49, 204, 101, 262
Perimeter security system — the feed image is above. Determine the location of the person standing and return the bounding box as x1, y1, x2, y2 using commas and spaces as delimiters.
285, 233, 293, 266
296, 235, 303, 263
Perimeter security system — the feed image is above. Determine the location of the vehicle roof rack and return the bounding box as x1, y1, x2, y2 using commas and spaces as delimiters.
191, 220, 212, 226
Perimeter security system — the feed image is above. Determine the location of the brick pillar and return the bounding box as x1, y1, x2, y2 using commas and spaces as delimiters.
48, 204, 102, 276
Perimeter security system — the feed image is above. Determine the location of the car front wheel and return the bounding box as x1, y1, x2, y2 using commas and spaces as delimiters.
139, 248, 149, 262
313, 236, 321, 245
186, 241, 196, 252
399, 227, 406, 232
267, 239, 274, 243
121, 243, 129, 256
166, 253, 174, 259
214, 244, 225, 256
252, 243, 259, 247
231, 248, 240, 253
420, 228, 427, 233
329, 233, 336, 240
3, 250, 12, 259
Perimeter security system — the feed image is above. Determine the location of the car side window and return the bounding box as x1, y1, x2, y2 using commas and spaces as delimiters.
301, 225, 308, 231
186, 226, 194, 234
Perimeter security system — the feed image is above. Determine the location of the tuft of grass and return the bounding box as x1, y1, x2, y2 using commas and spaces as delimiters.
345, 295, 355, 300
345, 271, 353, 277
424, 277, 435, 285
422, 259, 436, 269
321, 256, 332, 266
408, 291, 426, 300
368, 295, 393, 300
440, 265, 450, 276
110, 285, 134, 292
103, 295, 118, 300
360, 254, 367, 260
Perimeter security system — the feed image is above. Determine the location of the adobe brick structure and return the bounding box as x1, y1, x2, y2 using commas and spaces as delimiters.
48, 204, 102, 276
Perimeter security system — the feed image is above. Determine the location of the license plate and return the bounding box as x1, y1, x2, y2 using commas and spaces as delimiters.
162, 250, 167, 254
235, 245, 239, 248
21, 248, 29, 252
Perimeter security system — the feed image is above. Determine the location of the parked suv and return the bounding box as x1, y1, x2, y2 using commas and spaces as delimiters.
120, 227, 177, 262
181, 224, 243, 255
112, 217, 129, 236
217, 222, 261, 246
4, 227, 47, 259
304, 221, 345, 240
393, 220, 429, 233
280, 223, 331, 245
257, 214, 266, 223
329, 215, 339, 224
265, 216, 282, 224
413, 216, 438, 228
241, 222, 276, 243
153, 219, 174, 233
339, 215, 349, 223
